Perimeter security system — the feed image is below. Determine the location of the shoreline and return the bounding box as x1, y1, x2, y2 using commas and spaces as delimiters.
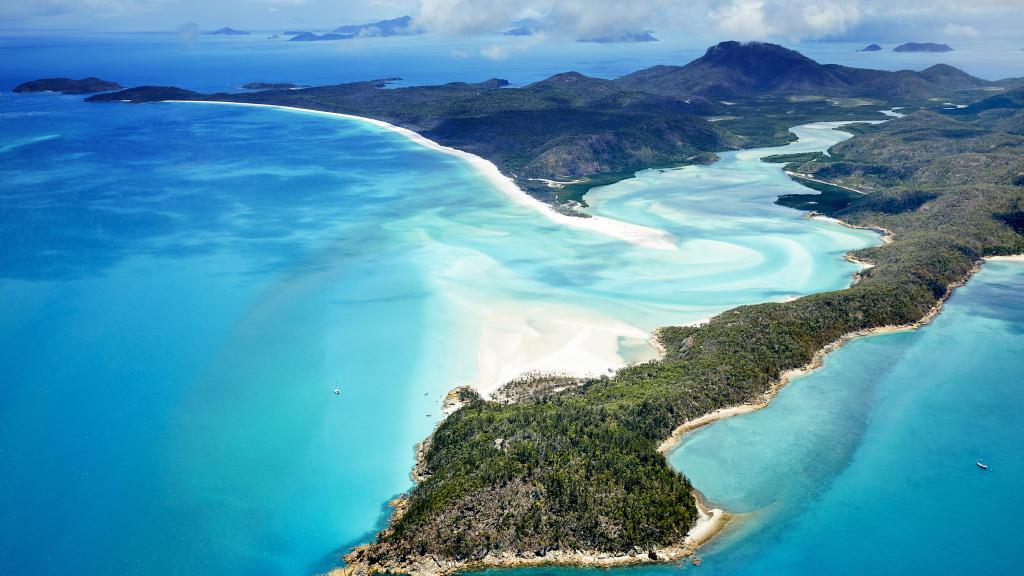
336, 489, 728, 576
809, 212, 895, 244
172, 100, 676, 399
171, 100, 677, 251
465, 302, 650, 399
221, 102, 1000, 574
173, 99, 671, 399
333, 116, 916, 575
657, 252, 986, 463
644, 253, 1018, 563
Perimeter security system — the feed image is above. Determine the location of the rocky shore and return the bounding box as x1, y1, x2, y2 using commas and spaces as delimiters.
331, 490, 727, 576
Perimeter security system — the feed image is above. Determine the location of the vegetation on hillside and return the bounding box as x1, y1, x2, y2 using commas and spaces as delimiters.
86, 42, 1016, 207
343, 101, 1024, 574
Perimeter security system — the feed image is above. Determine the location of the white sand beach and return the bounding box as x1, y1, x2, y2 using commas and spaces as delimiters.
173, 101, 677, 250
459, 299, 648, 398
170, 100, 680, 401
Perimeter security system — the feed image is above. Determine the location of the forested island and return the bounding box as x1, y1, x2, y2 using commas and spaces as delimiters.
13, 77, 123, 94
53, 41, 1024, 575
894, 42, 954, 52
206, 27, 250, 36
241, 82, 301, 90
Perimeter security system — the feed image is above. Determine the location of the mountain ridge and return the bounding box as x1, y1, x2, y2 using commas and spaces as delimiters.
79, 41, 1021, 206
620, 41, 991, 101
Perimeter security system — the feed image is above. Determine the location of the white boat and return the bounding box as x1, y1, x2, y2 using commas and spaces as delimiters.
333, 388, 341, 395
976, 461, 988, 470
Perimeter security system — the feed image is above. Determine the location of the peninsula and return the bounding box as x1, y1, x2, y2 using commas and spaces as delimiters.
63, 42, 1024, 575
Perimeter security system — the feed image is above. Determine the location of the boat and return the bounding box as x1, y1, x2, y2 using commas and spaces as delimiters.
333, 388, 341, 395
976, 461, 988, 470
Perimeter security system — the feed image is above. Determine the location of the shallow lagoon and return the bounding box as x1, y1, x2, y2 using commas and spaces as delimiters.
0, 88, 875, 574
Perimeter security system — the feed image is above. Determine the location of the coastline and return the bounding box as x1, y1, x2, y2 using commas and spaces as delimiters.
171, 100, 677, 251
329, 114, 922, 574
809, 213, 895, 244
656, 252, 986, 473
647, 253, 1024, 567
164, 101, 1004, 575
335, 490, 728, 576
172, 101, 678, 398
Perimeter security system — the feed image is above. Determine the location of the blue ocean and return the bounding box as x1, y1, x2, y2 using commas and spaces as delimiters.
0, 31, 1021, 576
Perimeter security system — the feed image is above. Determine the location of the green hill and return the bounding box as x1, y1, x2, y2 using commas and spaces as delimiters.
620, 41, 996, 103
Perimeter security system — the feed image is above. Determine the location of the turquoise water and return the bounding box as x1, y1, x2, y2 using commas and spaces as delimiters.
2, 32, 1021, 576
482, 260, 1024, 576
0, 90, 872, 574
669, 260, 1024, 574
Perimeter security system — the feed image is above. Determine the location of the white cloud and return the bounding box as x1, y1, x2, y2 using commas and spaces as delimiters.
708, 0, 861, 40
4, 0, 1024, 41
414, 0, 518, 35
413, 0, 862, 41
413, 0, 678, 39
941, 22, 980, 37
480, 42, 511, 59
411, 0, 1023, 43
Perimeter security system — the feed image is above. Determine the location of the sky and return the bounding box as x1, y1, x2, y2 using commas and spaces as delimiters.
2, 0, 1024, 43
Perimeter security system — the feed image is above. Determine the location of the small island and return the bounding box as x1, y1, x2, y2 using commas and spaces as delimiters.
13, 77, 123, 94
504, 20, 657, 43
288, 32, 348, 42
859, 43, 882, 52
333, 15, 422, 37
241, 82, 301, 90
286, 16, 422, 41
894, 42, 953, 53
206, 27, 250, 36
